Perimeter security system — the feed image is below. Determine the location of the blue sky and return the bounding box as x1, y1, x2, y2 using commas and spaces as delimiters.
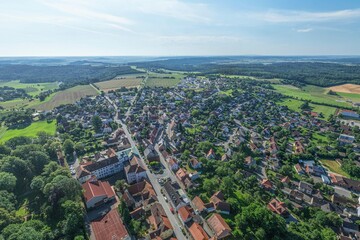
1, 0, 360, 56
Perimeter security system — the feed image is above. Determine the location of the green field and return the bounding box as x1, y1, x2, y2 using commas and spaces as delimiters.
34, 85, 99, 110
0, 80, 58, 97
0, 120, 56, 143
145, 72, 185, 87
0, 85, 98, 111
277, 98, 337, 119
95, 74, 144, 91
273, 84, 353, 108
320, 159, 350, 177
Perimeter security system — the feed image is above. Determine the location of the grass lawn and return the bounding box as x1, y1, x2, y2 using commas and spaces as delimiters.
277, 98, 337, 119
320, 159, 350, 177
95, 74, 144, 92
273, 84, 352, 108
0, 120, 56, 143
145, 72, 185, 87
0, 80, 58, 97
311, 132, 329, 146
219, 89, 233, 97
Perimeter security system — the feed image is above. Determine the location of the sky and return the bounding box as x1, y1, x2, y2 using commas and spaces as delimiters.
1, 0, 360, 56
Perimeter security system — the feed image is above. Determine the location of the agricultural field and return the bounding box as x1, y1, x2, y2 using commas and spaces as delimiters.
0, 80, 58, 96
327, 84, 360, 94
0, 120, 56, 144
277, 98, 337, 119
145, 72, 185, 87
273, 84, 353, 108
95, 74, 144, 92
320, 159, 350, 177
34, 85, 99, 110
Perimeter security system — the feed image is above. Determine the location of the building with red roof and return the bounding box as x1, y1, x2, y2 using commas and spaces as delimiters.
90, 209, 130, 240
177, 206, 193, 223
267, 198, 288, 216
189, 222, 209, 240
82, 178, 115, 209
207, 213, 232, 239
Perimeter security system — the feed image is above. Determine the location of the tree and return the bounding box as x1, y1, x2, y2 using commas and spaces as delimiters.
59, 200, 85, 237
0, 208, 20, 231
63, 139, 75, 157
115, 179, 127, 192
92, 115, 102, 133
203, 178, 218, 196
0, 156, 32, 188
0, 190, 17, 211
118, 200, 131, 223
0, 172, 17, 192
220, 176, 234, 197
0, 144, 11, 155
74, 142, 85, 155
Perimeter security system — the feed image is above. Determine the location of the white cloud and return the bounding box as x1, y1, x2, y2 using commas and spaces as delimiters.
296, 28, 313, 33
115, 0, 211, 23
157, 35, 242, 43
39, 0, 134, 32
260, 8, 360, 23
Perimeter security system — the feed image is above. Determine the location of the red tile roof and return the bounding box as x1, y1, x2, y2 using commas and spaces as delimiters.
90, 209, 129, 240
267, 198, 287, 215
261, 179, 273, 189
192, 196, 206, 212
189, 222, 209, 240
82, 178, 115, 203
207, 213, 232, 239
178, 206, 192, 222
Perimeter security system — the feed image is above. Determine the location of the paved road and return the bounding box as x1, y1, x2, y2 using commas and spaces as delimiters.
105, 92, 186, 239
118, 121, 186, 239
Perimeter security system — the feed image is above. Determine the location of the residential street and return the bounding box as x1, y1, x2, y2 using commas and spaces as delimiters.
106, 93, 187, 240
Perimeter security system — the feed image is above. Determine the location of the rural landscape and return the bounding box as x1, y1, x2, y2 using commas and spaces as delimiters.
1, 0, 360, 240
0, 56, 360, 240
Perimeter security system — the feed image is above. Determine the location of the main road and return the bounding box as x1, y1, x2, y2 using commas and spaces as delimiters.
105, 85, 186, 239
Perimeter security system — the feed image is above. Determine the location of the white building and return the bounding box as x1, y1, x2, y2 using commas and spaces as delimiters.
125, 156, 147, 184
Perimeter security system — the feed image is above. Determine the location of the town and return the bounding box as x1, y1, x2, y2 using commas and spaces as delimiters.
45, 74, 360, 240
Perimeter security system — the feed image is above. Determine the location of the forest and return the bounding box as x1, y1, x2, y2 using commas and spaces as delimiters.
0, 64, 139, 86
134, 58, 360, 87
0, 134, 86, 240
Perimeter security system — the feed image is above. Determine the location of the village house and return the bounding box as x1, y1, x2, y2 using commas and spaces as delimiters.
189, 157, 202, 169
125, 156, 147, 184
168, 157, 179, 171
90, 209, 131, 240
177, 205, 193, 224
122, 179, 157, 211
338, 134, 355, 145
298, 181, 313, 195
267, 198, 288, 216
148, 203, 174, 240
188, 222, 209, 240
82, 177, 115, 209
163, 181, 187, 211
244, 156, 256, 168
207, 213, 232, 239
210, 191, 231, 215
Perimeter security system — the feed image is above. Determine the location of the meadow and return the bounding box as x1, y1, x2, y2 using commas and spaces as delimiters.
0, 120, 56, 143
273, 84, 355, 108
145, 72, 185, 87
320, 159, 350, 177
0, 80, 58, 96
277, 98, 337, 119
95, 74, 144, 92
